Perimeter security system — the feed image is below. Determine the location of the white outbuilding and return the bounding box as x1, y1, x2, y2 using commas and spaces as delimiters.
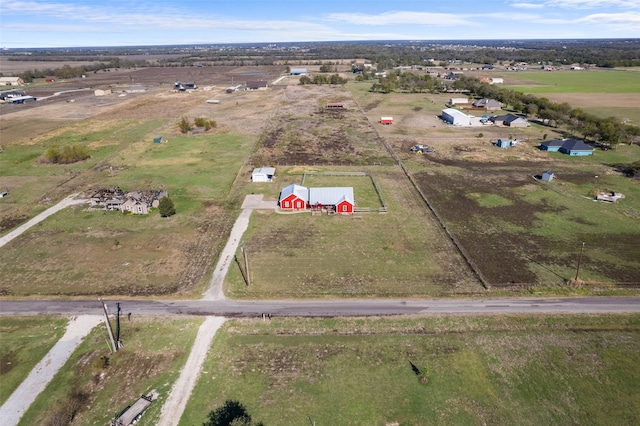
441, 108, 472, 126
251, 167, 275, 182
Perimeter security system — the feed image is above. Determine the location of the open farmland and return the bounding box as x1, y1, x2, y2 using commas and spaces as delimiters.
348, 80, 640, 289
180, 314, 640, 426
0, 67, 284, 297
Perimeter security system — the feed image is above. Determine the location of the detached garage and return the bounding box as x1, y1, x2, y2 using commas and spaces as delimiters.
252, 167, 275, 182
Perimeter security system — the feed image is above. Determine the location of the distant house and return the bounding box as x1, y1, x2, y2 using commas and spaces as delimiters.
380, 116, 393, 125
94, 89, 111, 96
441, 108, 471, 126
539, 139, 594, 156
252, 167, 275, 182
121, 197, 149, 215
490, 78, 504, 84
490, 114, 528, 127
246, 81, 268, 90
0, 77, 24, 86
449, 98, 469, 105
482, 64, 495, 70
597, 191, 625, 203
541, 170, 555, 182
290, 68, 308, 76
473, 98, 503, 111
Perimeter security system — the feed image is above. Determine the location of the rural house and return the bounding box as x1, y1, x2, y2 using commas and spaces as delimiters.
279, 184, 355, 214
0, 77, 24, 86
89, 188, 168, 214
279, 184, 308, 210
540, 139, 594, 156
490, 114, 529, 127
472, 98, 503, 110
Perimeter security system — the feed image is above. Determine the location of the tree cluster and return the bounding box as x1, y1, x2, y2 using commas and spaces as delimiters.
158, 197, 176, 217
41, 145, 90, 164
298, 74, 347, 85
370, 71, 442, 93
203, 400, 264, 426
451, 75, 640, 147
179, 116, 217, 133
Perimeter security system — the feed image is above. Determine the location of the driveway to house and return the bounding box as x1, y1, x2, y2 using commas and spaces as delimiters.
0, 194, 85, 248
0, 315, 102, 426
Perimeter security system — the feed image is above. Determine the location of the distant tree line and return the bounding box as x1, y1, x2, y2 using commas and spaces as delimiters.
299, 74, 347, 85
451, 75, 640, 147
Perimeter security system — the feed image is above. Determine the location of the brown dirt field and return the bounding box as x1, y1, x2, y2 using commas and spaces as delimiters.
253, 84, 394, 166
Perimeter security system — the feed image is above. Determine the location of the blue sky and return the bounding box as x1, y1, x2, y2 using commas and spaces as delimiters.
1, 0, 639, 48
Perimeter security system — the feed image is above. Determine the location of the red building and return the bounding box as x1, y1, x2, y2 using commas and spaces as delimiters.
279, 184, 308, 210
279, 184, 354, 214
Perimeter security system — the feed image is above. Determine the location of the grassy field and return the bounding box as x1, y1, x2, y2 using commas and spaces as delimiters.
502, 69, 640, 93
0, 316, 68, 405
17, 316, 203, 426
225, 166, 481, 299
180, 314, 640, 426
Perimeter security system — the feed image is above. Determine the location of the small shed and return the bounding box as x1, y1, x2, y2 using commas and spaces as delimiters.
541, 170, 555, 182
380, 116, 393, 125
496, 139, 511, 148
252, 167, 275, 182
153, 136, 163, 143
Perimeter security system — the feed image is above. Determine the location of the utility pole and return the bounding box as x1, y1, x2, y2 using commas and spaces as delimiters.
100, 298, 117, 352
574, 241, 586, 282
242, 246, 250, 286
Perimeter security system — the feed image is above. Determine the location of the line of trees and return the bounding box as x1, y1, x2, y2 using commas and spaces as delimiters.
299, 74, 347, 85
451, 75, 640, 147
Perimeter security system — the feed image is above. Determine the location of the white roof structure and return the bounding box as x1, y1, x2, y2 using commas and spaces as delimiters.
309, 187, 354, 206
279, 184, 308, 202
442, 108, 472, 126
252, 167, 276, 182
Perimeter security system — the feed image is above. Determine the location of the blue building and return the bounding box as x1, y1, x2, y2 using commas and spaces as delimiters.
540, 139, 593, 156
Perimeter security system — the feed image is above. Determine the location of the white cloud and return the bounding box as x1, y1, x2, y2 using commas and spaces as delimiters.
547, 0, 640, 8
325, 11, 472, 26
512, 3, 544, 9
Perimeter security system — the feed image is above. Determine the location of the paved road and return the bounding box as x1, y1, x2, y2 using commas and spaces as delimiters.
1, 297, 639, 317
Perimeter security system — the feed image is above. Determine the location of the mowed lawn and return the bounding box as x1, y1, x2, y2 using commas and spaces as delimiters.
225, 167, 481, 298
0, 316, 67, 406
180, 314, 640, 426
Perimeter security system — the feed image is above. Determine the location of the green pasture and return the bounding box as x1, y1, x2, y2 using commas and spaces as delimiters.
225, 167, 481, 298
18, 316, 202, 426
503, 70, 640, 93
0, 316, 67, 406
180, 314, 640, 426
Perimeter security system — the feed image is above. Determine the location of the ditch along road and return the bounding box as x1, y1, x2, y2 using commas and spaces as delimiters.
2, 194, 640, 426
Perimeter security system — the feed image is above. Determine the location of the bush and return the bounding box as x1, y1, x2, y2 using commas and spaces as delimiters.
158, 197, 176, 217
179, 116, 192, 133
41, 145, 90, 164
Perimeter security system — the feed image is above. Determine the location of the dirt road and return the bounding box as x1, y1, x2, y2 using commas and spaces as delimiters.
156, 317, 227, 426
0, 315, 102, 426
0, 194, 85, 248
